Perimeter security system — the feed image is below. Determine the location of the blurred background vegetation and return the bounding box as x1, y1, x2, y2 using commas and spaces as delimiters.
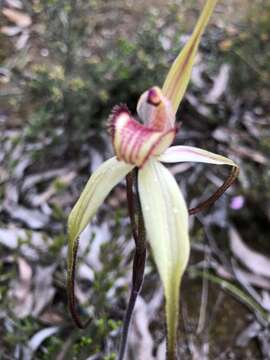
0, 0, 270, 359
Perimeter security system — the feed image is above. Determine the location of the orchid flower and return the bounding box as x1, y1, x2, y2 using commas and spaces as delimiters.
67, 0, 239, 359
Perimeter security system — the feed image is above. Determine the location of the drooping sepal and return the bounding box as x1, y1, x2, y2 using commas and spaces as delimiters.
138, 159, 190, 358
67, 157, 134, 327
109, 103, 176, 168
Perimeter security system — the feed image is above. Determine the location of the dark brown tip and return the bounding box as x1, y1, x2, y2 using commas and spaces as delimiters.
147, 88, 161, 106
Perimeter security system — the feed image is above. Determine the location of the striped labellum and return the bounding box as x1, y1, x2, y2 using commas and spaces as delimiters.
109, 87, 177, 168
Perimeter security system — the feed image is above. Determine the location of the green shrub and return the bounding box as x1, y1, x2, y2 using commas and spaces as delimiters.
24, 2, 183, 154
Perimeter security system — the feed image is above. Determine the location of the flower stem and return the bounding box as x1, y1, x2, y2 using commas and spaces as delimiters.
118, 170, 146, 360
165, 282, 180, 360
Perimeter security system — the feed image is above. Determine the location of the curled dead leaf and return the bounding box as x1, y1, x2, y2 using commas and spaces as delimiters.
230, 226, 270, 278
2, 8, 32, 28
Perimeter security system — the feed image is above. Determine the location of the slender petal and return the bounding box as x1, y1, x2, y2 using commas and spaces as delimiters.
162, 0, 218, 113
138, 159, 189, 358
159, 145, 236, 166
159, 145, 239, 215
67, 157, 134, 326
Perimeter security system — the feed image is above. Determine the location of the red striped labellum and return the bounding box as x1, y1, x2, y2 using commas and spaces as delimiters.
109, 87, 177, 167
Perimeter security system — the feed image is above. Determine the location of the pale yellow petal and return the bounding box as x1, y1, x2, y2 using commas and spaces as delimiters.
159, 146, 239, 216
162, 0, 218, 113
138, 160, 190, 357
159, 145, 237, 166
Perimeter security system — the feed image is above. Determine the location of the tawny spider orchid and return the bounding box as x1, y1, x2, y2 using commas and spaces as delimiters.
67, 1, 239, 359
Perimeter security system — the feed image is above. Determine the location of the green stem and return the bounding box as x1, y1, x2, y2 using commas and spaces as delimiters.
165, 278, 181, 360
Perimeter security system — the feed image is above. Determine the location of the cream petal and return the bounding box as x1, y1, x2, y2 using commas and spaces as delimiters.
138, 159, 190, 356
159, 145, 239, 215
159, 145, 237, 166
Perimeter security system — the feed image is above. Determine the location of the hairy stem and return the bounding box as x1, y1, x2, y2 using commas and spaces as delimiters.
118, 170, 146, 360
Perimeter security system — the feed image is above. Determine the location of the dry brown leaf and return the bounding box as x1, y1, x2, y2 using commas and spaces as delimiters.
23, 326, 59, 360
22, 168, 68, 191
230, 227, 270, 278
30, 171, 76, 206
39, 310, 64, 325
32, 265, 56, 316
5, 0, 23, 9
9, 257, 33, 318
206, 64, 230, 103
15, 30, 29, 49
4, 202, 49, 229
0, 25, 21, 36
128, 296, 155, 360
230, 145, 267, 164
2, 8, 31, 28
